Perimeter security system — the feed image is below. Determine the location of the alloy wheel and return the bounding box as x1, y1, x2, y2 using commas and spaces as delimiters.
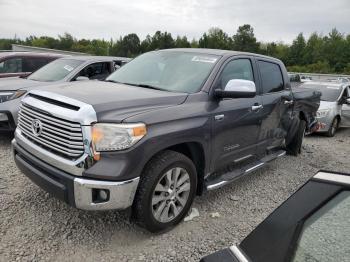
151, 167, 191, 223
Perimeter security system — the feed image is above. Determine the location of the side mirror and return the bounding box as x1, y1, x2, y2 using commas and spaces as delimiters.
214, 79, 256, 99
346, 98, 350, 105
75, 76, 90, 81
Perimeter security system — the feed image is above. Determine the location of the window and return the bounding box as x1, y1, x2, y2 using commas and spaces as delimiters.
258, 61, 284, 93
292, 191, 350, 262
78, 62, 111, 80
219, 59, 254, 89
0, 58, 23, 73
23, 57, 49, 72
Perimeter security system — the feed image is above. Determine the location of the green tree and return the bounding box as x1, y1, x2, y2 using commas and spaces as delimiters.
288, 33, 306, 65
232, 24, 260, 52
199, 27, 231, 50
174, 36, 191, 48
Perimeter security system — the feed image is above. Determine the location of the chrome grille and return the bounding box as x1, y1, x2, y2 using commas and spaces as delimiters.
17, 103, 84, 159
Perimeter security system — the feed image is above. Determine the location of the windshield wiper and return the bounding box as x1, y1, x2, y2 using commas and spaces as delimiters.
106, 80, 167, 91
123, 83, 166, 91
105, 79, 121, 83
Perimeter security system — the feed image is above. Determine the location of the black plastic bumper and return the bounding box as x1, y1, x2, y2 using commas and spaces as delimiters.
13, 141, 76, 207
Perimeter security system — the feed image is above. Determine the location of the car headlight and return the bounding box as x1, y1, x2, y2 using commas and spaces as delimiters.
316, 109, 330, 118
91, 123, 147, 152
0, 91, 26, 103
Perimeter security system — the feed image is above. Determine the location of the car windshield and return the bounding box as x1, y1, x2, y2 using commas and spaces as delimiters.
106, 51, 220, 93
28, 59, 83, 82
302, 84, 343, 102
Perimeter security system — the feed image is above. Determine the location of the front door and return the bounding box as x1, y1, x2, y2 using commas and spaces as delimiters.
341, 86, 350, 127
211, 57, 263, 171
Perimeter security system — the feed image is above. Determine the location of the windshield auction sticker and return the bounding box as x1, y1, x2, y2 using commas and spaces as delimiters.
192, 56, 218, 63
63, 65, 74, 71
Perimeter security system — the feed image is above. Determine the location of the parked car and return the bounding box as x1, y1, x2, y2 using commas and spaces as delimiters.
0, 56, 130, 131
12, 49, 321, 232
200, 170, 350, 262
288, 73, 302, 88
301, 81, 350, 136
0, 52, 63, 78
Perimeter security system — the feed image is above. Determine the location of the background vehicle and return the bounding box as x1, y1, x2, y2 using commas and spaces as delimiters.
0, 52, 63, 78
12, 49, 320, 232
0, 56, 130, 131
301, 81, 350, 137
200, 170, 350, 262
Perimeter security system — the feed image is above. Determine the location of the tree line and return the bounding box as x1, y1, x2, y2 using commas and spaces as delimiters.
1, 25, 350, 74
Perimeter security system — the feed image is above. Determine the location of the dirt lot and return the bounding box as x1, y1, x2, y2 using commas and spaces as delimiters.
0, 128, 349, 262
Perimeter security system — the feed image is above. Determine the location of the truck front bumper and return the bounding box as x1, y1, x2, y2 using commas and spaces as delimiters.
12, 139, 139, 211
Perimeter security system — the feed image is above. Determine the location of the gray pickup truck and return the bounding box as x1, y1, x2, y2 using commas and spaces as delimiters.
12, 49, 321, 232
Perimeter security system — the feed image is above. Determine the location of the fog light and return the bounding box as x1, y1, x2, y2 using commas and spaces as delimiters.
98, 189, 108, 201
92, 188, 110, 203
0, 113, 8, 121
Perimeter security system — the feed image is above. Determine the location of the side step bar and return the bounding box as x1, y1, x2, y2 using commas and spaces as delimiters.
206, 150, 286, 191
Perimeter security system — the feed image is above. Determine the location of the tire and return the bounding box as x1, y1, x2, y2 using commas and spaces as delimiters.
132, 150, 197, 232
286, 119, 306, 156
326, 117, 338, 137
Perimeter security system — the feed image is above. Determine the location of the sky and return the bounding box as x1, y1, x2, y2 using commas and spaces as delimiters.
0, 0, 349, 43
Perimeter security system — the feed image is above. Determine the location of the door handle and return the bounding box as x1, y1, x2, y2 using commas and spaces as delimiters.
251, 104, 263, 111
214, 114, 225, 121
284, 100, 294, 105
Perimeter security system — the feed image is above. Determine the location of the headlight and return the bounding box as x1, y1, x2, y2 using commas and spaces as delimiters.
316, 109, 330, 118
0, 91, 26, 103
91, 123, 147, 152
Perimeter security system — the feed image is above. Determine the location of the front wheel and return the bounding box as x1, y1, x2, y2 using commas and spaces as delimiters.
286, 119, 306, 156
326, 117, 338, 137
133, 150, 197, 232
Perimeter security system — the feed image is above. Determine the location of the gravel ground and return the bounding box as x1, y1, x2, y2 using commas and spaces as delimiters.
0, 128, 349, 262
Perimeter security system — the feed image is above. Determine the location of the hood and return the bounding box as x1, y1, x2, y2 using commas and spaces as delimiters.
318, 101, 336, 110
0, 77, 49, 91
28, 81, 189, 122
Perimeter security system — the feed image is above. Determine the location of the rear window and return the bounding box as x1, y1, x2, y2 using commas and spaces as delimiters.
302, 84, 342, 102
258, 61, 284, 94
23, 57, 49, 72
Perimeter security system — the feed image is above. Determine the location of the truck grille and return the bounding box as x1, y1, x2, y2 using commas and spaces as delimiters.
17, 103, 85, 159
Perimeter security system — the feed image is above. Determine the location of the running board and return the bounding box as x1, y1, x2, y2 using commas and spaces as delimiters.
206, 150, 286, 191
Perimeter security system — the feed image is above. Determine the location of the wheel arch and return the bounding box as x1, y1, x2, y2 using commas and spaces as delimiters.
141, 142, 207, 196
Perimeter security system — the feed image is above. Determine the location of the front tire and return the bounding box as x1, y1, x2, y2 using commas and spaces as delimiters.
133, 150, 197, 232
326, 117, 338, 137
286, 119, 306, 156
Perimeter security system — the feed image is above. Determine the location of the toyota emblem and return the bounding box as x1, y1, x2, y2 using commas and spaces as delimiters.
31, 119, 43, 137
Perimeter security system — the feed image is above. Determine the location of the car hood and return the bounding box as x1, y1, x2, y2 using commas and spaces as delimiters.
318, 101, 336, 110
29, 81, 189, 122
0, 77, 49, 91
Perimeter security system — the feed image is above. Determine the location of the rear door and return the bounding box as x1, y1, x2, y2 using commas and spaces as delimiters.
341, 86, 350, 126
211, 56, 263, 171
256, 59, 293, 153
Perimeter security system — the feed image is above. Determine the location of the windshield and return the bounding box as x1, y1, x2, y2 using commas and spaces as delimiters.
106, 51, 220, 93
302, 84, 342, 102
28, 59, 83, 82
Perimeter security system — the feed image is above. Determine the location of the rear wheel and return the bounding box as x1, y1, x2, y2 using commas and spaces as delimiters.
326, 117, 338, 137
286, 120, 306, 156
133, 150, 197, 232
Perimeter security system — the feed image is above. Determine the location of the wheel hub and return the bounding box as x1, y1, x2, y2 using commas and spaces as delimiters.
151, 167, 191, 223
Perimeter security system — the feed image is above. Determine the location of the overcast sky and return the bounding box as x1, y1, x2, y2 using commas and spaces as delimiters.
0, 0, 349, 43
